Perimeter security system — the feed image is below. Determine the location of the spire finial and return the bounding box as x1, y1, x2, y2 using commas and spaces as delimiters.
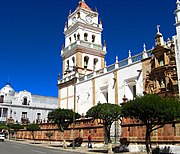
156, 25, 160, 33
99, 18, 102, 24
104, 40, 106, 47
116, 56, 118, 63
143, 44, 146, 51
58, 73, 60, 81
128, 50, 131, 57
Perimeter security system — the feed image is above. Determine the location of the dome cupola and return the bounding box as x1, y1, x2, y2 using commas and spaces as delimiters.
0, 83, 15, 96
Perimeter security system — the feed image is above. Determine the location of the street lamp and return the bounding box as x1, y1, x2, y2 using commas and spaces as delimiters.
65, 65, 78, 149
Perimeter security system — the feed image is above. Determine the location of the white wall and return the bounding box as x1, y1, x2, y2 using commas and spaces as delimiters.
75, 61, 143, 115
76, 80, 93, 115
117, 62, 143, 103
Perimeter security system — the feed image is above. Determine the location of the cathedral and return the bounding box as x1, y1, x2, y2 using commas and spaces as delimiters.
58, 0, 180, 116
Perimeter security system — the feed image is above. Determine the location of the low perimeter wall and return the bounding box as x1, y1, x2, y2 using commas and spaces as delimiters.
16, 118, 104, 143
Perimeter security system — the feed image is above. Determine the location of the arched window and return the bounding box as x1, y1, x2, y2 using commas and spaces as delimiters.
67, 60, 69, 69
93, 58, 98, 69
84, 33, 88, 41
22, 97, 28, 105
77, 33, 80, 40
77, 12, 80, 18
74, 34, 76, 41
158, 55, 164, 66
92, 35, 95, 43
84, 56, 89, 69
69, 37, 71, 43
72, 57, 75, 66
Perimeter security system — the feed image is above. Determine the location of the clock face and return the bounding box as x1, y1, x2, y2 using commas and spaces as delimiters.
86, 15, 92, 23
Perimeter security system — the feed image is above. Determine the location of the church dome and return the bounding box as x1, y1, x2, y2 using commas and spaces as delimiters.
1, 83, 15, 96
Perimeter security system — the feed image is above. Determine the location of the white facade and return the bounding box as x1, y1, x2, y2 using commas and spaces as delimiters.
58, 0, 180, 116
0, 84, 57, 124
75, 60, 144, 115
58, 1, 149, 115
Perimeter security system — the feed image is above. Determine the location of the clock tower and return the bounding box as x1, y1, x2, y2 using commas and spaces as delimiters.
58, 0, 106, 111
61, 0, 106, 78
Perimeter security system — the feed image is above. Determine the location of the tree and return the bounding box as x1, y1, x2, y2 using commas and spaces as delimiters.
121, 94, 180, 154
0, 123, 8, 130
86, 103, 121, 144
48, 108, 81, 148
26, 123, 40, 143
0, 123, 8, 138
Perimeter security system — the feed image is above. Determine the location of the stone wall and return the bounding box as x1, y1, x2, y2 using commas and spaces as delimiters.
16, 118, 104, 143
121, 118, 180, 144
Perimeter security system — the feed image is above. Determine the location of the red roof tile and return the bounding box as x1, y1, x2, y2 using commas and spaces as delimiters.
78, 0, 91, 11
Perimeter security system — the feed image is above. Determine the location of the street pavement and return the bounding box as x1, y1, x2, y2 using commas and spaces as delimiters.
0, 140, 84, 154
0, 139, 143, 154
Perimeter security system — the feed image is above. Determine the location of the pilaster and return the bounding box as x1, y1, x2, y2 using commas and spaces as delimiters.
58, 89, 61, 108
114, 71, 118, 105
92, 78, 96, 106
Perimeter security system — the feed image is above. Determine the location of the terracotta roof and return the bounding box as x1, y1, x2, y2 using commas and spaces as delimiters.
78, 0, 91, 11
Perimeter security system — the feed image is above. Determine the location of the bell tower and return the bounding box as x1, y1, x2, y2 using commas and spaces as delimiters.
58, 0, 106, 111
61, 0, 106, 78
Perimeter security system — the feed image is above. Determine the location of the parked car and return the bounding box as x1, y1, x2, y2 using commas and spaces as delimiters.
0, 133, 5, 141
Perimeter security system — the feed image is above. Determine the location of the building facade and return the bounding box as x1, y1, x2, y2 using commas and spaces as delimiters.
58, 1, 180, 142
58, 0, 150, 116
0, 83, 57, 124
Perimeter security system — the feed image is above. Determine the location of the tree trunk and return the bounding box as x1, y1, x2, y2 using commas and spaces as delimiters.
104, 125, 111, 144
62, 132, 67, 149
15, 131, 17, 141
32, 132, 35, 144
145, 126, 152, 154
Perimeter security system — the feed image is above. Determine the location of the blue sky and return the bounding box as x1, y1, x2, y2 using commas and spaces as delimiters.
0, 0, 177, 97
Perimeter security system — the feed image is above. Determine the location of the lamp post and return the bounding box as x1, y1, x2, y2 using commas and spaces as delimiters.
115, 119, 117, 145
65, 65, 78, 149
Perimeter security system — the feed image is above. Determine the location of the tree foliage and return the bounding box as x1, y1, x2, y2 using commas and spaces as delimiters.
9, 123, 24, 130
121, 94, 180, 154
86, 103, 121, 144
48, 108, 81, 148
0, 123, 8, 130
48, 108, 81, 132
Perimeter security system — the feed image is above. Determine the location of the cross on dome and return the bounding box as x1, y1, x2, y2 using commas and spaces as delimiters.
156, 25, 160, 33
143, 44, 147, 51
128, 50, 132, 57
